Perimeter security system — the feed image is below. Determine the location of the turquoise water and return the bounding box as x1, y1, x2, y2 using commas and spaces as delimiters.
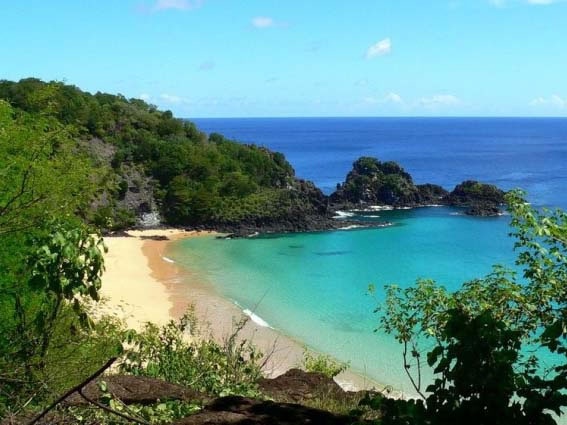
168, 207, 517, 393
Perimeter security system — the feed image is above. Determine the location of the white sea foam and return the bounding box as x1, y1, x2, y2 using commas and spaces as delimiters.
339, 225, 364, 230
368, 205, 394, 211
162, 256, 175, 263
333, 210, 356, 218
243, 309, 272, 328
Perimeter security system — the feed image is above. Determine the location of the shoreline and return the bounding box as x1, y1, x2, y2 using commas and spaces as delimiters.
99, 227, 389, 393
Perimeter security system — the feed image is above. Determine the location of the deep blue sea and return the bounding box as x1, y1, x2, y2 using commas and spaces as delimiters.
170, 118, 567, 394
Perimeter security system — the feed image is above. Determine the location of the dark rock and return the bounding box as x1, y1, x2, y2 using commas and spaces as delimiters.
444, 180, 505, 207
63, 375, 209, 406
464, 204, 502, 217
416, 183, 449, 205
330, 157, 422, 207
173, 396, 352, 425
139, 234, 170, 241
444, 180, 505, 216
258, 368, 345, 403
102, 230, 133, 237
329, 157, 506, 217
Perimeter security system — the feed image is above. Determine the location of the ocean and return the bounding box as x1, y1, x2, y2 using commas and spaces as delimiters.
169, 117, 567, 394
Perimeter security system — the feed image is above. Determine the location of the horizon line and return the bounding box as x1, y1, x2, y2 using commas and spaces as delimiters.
186, 115, 567, 120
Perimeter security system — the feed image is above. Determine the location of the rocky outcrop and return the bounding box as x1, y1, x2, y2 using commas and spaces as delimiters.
330, 157, 505, 216
176, 369, 369, 424
443, 180, 505, 216
23, 371, 375, 425
258, 368, 347, 403
330, 157, 422, 207
63, 375, 209, 406
173, 396, 353, 425
416, 183, 449, 205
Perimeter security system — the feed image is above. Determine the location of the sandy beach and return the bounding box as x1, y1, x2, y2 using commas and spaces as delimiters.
99, 228, 382, 391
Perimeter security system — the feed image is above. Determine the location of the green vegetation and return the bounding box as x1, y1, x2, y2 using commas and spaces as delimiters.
0, 78, 322, 231
121, 311, 264, 397
332, 157, 425, 206
0, 95, 121, 417
331, 157, 505, 215
2, 76, 567, 423
369, 190, 567, 424
301, 349, 349, 378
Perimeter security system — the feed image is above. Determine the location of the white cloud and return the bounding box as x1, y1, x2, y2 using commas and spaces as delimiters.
252, 16, 274, 28
152, 0, 203, 11
160, 93, 190, 104
384, 92, 404, 104
360, 92, 404, 107
419, 94, 462, 107
139, 93, 151, 102
365, 38, 391, 59
530, 95, 567, 108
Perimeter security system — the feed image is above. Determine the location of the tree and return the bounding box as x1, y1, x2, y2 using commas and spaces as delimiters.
0, 101, 96, 235
375, 190, 567, 424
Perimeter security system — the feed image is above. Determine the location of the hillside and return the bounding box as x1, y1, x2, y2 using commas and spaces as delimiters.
0, 78, 333, 234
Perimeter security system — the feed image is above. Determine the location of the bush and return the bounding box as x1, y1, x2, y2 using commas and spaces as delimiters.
301, 350, 348, 378
120, 308, 264, 397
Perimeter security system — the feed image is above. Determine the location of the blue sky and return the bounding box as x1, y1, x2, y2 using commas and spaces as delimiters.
1, 0, 567, 117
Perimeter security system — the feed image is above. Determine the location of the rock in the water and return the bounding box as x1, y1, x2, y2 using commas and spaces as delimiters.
330, 157, 423, 207
444, 180, 505, 216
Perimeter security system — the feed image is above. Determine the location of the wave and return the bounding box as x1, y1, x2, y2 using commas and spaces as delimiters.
242, 308, 272, 328
162, 256, 175, 263
333, 210, 356, 218
338, 225, 364, 230
367, 205, 394, 211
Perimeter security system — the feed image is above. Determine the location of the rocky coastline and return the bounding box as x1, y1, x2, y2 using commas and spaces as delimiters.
109, 153, 506, 238
121, 156, 506, 238
329, 157, 506, 218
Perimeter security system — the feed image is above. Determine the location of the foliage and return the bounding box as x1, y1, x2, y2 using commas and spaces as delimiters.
372, 190, 567, 424
0, 78, 314, 229
65, 380, 201, 424
0, 221, 122, 417
301, 349, 349, 378
445, 180, 505, 207
0, 100, 97, 235
0, 87, 124, 418
332, 156, 435, 206
120, 310, 264, 397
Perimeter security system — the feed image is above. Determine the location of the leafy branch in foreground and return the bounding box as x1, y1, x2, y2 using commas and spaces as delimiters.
373, 190, 567, 424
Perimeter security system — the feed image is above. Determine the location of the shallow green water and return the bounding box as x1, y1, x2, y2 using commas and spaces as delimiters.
168, 207, 516, 393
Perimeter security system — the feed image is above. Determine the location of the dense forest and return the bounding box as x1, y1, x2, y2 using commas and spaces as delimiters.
0, 78, 331, 234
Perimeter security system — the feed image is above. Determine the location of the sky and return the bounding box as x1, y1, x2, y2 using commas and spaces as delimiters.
1, 0, 567, 117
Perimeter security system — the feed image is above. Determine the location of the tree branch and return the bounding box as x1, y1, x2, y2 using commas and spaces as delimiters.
27, 357, 117, 425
